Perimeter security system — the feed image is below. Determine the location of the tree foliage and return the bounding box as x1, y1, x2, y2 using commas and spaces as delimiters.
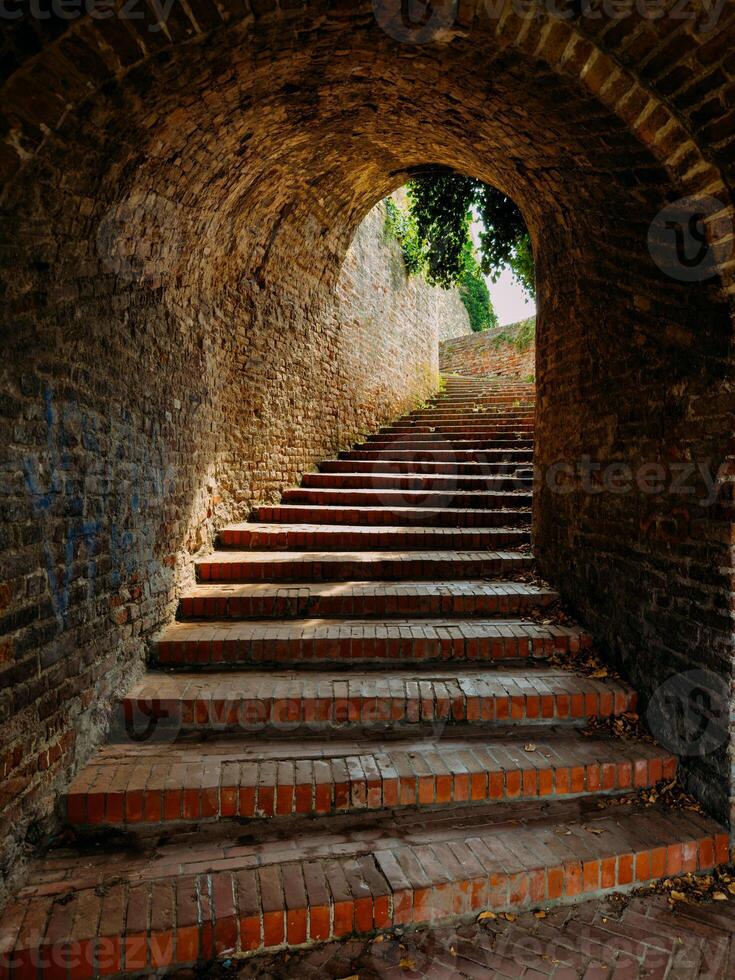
384, 198, 498, 332
406, 173, 535, 297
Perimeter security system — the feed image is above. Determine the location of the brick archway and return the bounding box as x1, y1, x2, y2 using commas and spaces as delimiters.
1, 0, 735, 906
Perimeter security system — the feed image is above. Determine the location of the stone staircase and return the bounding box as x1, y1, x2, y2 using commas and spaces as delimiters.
1, 376, 727, 977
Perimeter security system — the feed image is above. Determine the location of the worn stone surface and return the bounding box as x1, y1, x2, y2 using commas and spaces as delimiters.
1, 0, 735, 908
199, 891, 735, 979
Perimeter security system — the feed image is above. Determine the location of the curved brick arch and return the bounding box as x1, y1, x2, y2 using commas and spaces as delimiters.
1, 3, 733, 292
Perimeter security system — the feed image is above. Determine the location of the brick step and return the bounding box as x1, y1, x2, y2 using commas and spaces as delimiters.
339, 449, 533, 463
255, 504, 532, 528
300, 473, 531, 491
411, 405, 535, 413
385, 418, 535, 427
427, 398, 535, 407
5, 800, 726, 974
388, 417, 535, 425
196, 550, 533, 583
178, 580, 556, 620
378, 428, 534, 438
119, 666, 637, 735
320, 459, 531, 474
218, 523, 530, 550
154, 618, 590, 668
64, 728, 676, 829
361, 439, 534, 451
280, 487, 533, 508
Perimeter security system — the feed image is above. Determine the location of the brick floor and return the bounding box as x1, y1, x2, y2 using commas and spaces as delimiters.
224, 893, 735, 979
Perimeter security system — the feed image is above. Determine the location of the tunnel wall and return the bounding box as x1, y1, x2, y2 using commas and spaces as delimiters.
533, 225, 735, 826
0, 190, 448, 893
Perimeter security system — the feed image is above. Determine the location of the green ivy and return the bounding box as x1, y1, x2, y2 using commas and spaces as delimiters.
457, 242, 498, 333
384, 198, 498, 332
492, 316, 536, 351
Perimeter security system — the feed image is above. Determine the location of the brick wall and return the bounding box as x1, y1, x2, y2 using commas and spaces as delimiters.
1, 0, 735, 891
440, 320, 536, 378
0, 189, 455, 898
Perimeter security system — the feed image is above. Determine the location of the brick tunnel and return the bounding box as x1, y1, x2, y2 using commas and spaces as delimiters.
2, 0, 735, 971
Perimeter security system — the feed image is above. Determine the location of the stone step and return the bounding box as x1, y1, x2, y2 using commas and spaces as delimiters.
300, 472, 531, 491
195, 549, 533, 583
386, 418, 535, 427
154, 618, 590, 668
218, 522, 530, 550
280, 487, 533, 508
428, 398, 535, 407
410, 406, 535, 414
178, 580, 557, 620
361, 439, 534, 451
254, 504, 532, 527
366, 431, 533, 444
369, 422, 534, 440
64, 728, 676, 829
6, 800, 726, 974
319, 459, 531, 474
405, 415, 534, 424
119, 667, 637, 736
339, 448, 533, 462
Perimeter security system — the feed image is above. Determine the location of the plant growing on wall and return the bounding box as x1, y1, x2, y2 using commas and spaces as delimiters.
384, 197, 498, 332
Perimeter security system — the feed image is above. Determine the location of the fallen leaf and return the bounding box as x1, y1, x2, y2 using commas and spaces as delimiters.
584, 826, 605, 835
713, 892, 728, 901
525, 743, 537, 752
399, 959, 416, 971
478, 910, 497, 920
534, 910, 547, 919
504, 913, 517, 922
670, 891, 686, 901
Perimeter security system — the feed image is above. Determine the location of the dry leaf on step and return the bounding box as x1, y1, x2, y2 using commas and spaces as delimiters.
525, 743, 537, 752
478, 910, 497, 920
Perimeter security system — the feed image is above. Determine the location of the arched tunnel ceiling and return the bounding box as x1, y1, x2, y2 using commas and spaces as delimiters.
2, 2, 733, 301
